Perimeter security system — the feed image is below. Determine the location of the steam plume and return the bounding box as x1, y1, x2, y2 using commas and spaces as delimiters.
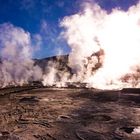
0, 23, 42, 87
59, 2, 140, 89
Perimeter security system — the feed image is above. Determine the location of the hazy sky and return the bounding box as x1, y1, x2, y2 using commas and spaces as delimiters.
0, 0, 139, 58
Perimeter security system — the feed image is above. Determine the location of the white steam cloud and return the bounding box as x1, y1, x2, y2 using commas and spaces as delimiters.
2, 2, 140, 89
58, 2, 140, 89
0, 23, 42, 87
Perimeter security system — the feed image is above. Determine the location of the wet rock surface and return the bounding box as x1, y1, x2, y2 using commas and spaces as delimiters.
0, 87, 140, 140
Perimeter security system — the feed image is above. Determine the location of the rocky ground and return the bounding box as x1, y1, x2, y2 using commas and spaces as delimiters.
0, 86, 140, 140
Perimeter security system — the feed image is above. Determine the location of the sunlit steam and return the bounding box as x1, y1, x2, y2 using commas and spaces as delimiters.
59, 2, 140, 89
0, 23, 42, 87
2, 2, 140, 89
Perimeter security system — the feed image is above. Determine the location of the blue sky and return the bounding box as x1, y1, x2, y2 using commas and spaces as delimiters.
0, 0, 139, 58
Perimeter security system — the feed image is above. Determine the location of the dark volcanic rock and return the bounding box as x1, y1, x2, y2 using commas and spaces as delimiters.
34, 54, 71, 73
121, 88, 140, 93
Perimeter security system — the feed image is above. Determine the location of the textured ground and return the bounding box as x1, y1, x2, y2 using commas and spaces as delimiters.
0, 87, 140, 140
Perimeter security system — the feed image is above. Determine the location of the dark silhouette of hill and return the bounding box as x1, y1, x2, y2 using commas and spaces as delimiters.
34, 54, 72, 74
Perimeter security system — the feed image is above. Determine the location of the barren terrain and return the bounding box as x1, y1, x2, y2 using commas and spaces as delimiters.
0, 87, 140, 140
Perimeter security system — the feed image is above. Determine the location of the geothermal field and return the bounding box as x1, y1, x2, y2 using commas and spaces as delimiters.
1, 1, 140, 140
0, 85, 140, 140
0, 54, 140, 140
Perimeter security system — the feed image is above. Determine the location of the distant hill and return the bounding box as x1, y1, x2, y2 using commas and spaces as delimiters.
34, 49, 104, 75
34, 54, 72, 74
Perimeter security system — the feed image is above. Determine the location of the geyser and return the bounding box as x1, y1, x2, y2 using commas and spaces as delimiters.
0, 23, 42, 87
56, 2, 140, 89
1, 2, 140, 89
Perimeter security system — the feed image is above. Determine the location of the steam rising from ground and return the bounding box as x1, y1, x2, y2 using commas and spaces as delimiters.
1, 2, 140, 89
43, 2, 140, 89
0, 23, 42, 87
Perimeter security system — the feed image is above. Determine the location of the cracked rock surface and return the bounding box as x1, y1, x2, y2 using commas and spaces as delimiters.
0, 87, 140, 140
